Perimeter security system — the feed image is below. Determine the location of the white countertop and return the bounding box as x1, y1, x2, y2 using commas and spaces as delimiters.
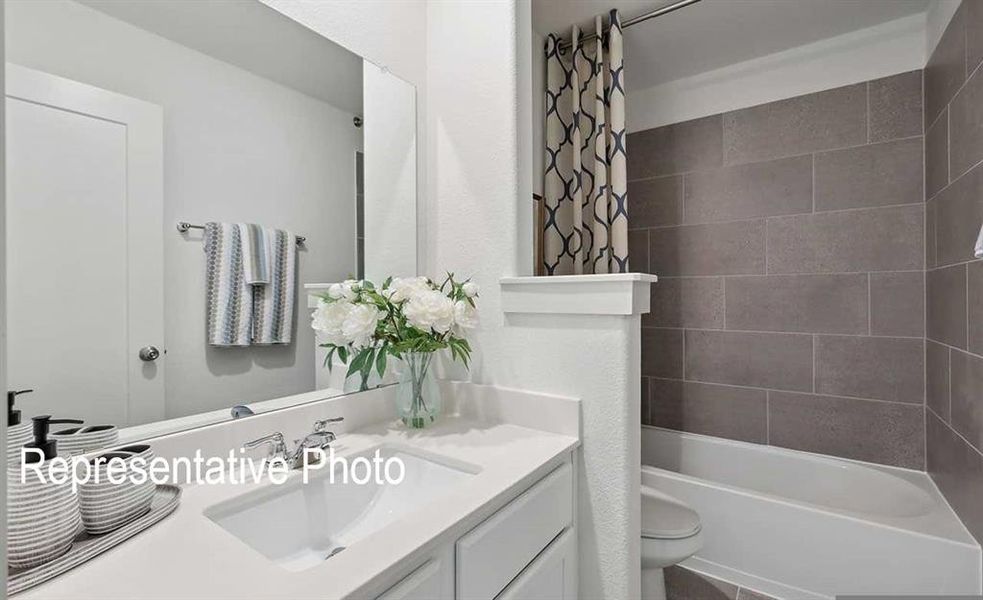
19, 416, 579, 600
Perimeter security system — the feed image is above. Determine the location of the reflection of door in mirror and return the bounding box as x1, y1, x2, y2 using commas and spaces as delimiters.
5, 64, 165, 427
4, 0, 418, 442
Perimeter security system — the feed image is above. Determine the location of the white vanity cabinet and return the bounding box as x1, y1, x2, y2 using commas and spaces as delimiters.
377, 548, 455, 600
375, 458, 576, 600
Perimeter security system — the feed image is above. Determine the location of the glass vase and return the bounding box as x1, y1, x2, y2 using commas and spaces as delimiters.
395, 351, 441, 428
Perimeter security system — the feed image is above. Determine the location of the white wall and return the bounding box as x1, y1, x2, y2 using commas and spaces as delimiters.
427, 2, 638, 596
363, 62, 418, 281
261, 0, 430, 275
626, 13, 927, 132
6, 0, 362, 421
531, 29, 546, 198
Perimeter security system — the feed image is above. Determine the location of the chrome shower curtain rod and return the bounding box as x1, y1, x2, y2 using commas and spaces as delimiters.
557, 0, 702, 52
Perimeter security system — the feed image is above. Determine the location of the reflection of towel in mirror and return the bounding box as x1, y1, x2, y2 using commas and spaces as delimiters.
239, 223, 271, 286
204, 222, 253, 347
251, 228, 296, 345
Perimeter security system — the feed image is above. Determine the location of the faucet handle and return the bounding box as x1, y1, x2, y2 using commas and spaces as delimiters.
243, 432, 287, 459
313, 417, 343, 432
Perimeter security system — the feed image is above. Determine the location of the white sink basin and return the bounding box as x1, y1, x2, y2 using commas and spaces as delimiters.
205, 446, 478, 571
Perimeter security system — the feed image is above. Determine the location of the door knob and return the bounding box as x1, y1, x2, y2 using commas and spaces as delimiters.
138, 346, 161, 361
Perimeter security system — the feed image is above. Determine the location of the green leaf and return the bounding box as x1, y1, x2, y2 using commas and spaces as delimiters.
346, 348, 369, 379
360, 347, 376, 383
376, 345, 388, 378
337, 346, 349, 364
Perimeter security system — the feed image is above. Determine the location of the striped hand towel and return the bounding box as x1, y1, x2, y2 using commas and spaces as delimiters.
238, 223, 271, 286
251, 228, 297, 345
204, 222, 252, 347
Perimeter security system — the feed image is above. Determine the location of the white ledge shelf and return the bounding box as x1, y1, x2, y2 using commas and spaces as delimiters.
500, 273, 658, 316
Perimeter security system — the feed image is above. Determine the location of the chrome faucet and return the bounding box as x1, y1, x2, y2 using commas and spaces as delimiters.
243, 417, 344, 470
231, 404, 255, 419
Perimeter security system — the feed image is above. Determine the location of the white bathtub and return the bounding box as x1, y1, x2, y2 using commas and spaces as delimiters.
641, 426, 982, 599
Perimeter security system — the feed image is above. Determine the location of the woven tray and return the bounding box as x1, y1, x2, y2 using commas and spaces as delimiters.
8, 484, 182, 596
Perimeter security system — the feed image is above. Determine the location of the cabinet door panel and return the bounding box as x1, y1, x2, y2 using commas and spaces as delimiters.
378, 547, 453, 600
456, 461, 573, 599
497, 528, 576, 600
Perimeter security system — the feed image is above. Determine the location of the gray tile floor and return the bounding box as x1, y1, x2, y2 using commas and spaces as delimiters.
664, 566, 780, 600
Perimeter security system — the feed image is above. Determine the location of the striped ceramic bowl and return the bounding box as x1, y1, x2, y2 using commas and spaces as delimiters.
7, 422, 34, 464
6, 469, 81, 569
79, 446, 155, 535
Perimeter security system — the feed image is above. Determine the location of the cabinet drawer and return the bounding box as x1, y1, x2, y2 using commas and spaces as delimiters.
496, 528, 576, 600
456, 461, 573, 599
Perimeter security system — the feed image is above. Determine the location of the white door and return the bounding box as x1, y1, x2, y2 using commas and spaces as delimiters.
5, 63, 164, 427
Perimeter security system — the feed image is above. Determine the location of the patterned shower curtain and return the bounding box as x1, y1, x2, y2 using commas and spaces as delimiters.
543, 9, 628, 275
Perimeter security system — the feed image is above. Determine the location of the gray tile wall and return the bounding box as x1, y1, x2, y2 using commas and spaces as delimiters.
630, 70, 926, 469
924, 0, 983, 546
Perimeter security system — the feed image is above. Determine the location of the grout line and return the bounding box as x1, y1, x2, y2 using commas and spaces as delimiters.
679, 174, 686, 224
765, 390, 770, 445
680, 328, 686, 381
950, 49, 983, 112
932, 155, 983, 204
865, 81, 871, 144
644, 375, 926, 409
645, 229, 651, 274
867, 273, 872, 335
764, 219, 769, 274
922, 403, 928, 472
915, 256, 983, 272
641, 324, 925, 341
810, 153, 816, 214
625, 135, 924, 185
967, 264, 971, 355
926, 408, 983, 462
932, 396, 983, 461
947, 104, 952, 187
927, 337, 983, 361
948, 346, 953, 424
722, 277, 727, 329
925, 99, 946, 133
812, 335, 817, 393
634, 200, 926, 232
649, 269, 925, 279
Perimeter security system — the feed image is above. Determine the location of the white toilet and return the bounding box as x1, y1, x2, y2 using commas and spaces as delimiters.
641, 487, 704, 600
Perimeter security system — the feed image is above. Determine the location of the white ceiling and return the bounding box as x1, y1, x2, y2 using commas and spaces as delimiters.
80, 0, 363, 114
532, 0, 932, 90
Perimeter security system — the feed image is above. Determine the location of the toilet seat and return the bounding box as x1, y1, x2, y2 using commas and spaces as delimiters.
641, 487, 702, 540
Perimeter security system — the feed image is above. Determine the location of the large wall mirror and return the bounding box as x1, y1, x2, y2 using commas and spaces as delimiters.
4, 0, 418, 442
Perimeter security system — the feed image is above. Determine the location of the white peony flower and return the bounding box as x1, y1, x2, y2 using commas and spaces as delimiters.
342, 304, 383, 348
385, 276, 432, 303
462, 281, 479, 298
327, 281, 357, 302
453, 300, 479, 329
311, 300, 354, 345
404, 290, 455, 333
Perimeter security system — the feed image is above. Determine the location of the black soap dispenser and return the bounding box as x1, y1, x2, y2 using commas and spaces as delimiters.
7, 390, 36, 463
23, 415, 83, 464
8, 389, 33, 426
